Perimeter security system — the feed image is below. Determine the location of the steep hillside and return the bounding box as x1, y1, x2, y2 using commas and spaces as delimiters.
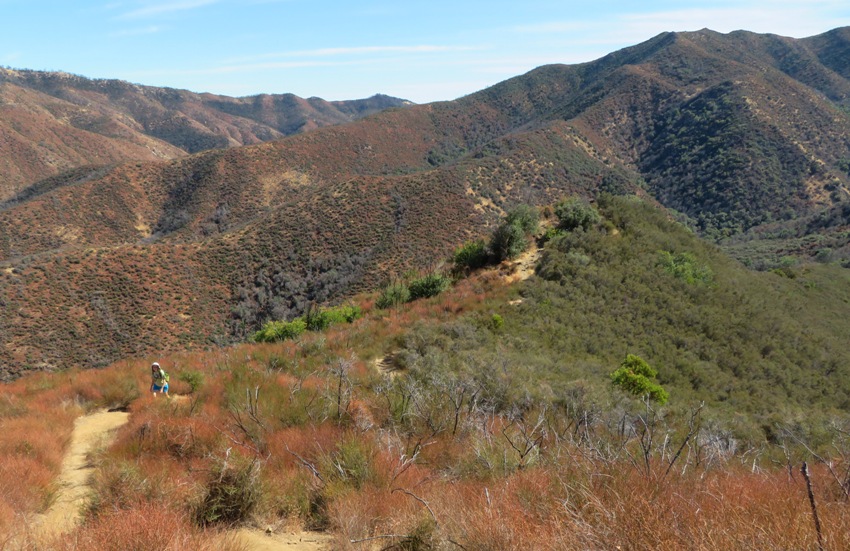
3, 27, 850, 376
0, 68, 409, 200
801, 26, 850, 81
0, 120, 633, 377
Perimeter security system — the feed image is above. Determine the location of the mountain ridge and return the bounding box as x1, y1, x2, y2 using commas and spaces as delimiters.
2, 27, 850, 377
0, 67, 410, 200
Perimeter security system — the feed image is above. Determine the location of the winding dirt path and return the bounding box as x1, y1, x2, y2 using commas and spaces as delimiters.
30, 405, 331, 550
31, 408, 130, 538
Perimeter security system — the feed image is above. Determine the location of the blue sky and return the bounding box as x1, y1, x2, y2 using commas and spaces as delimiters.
1, 0, 849, 103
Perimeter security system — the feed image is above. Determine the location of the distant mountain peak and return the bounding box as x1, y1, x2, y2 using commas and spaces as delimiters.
0, 68, 411, 199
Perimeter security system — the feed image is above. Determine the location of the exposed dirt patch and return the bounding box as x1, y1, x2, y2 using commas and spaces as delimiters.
498, 246, 541, 284
373, 353, 402, 378
232, 527, 332, 551
30, 409, 129, 539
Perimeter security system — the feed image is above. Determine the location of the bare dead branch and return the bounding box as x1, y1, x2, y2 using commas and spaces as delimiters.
283, 442, 323, 483
392, 487, 437, 526
664, 402, 704, 478
350, 534, 408, 544
802, 462, 825, 551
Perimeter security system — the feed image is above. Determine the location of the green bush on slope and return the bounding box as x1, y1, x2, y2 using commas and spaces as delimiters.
489, 204, 540, 262
611, 354, 669, 405
252, 303, 361, 342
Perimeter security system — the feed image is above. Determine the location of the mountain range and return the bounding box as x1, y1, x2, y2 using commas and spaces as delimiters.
2, 26, 850, 378
0, 67, 409, 201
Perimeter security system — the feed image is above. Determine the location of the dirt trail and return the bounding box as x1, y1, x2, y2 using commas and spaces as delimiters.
31, 408, 129, 539
232, 528, 332, 550
30, 404, 331, 550
500, 246, 541, 284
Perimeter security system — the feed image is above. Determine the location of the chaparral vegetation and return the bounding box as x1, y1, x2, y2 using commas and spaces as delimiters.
3, 196, 850, 549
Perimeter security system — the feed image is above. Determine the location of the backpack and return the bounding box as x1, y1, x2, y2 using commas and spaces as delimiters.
162, 370, 170, 383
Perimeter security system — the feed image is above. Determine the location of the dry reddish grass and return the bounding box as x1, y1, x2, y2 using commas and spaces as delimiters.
320, 463, 850, 551
2, 279, 849, 549
0, 383, 80, 532
46, 504, 245, 551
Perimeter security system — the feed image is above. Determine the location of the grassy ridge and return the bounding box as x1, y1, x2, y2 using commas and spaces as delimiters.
394, 196, 850, 431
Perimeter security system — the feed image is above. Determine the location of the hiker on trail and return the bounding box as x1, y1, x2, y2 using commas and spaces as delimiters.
150, 362, 169, 397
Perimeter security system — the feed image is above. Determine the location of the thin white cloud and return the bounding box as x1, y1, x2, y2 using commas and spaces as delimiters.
201, 53, 426, 75
123, 47, 486, 80
1, 52, 22, 64
618, 6, 846, 37
515, 21, 593, 34
120, 60, 337, 80
205, 60, 338, 74
297, 45, 480, 57
109, 25, 164, 37
118, 0, 218, 19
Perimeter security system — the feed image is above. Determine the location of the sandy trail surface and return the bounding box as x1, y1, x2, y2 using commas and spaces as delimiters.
32, 408, 130, 539
232, 528, 332, 550
28, 405, 331, 550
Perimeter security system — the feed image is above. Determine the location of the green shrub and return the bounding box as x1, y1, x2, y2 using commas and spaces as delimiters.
333, 304, 362, 323
396, 517, 437, 551
453, 239, 489, 273
306, 304, 360, 331
659, 251, 713, 285
554, 197, 601, 231
320, 437, 375, 490
505, 204, 540, 235
98, 375, 141, 410
89, 460, 160, 515
252, 318, 307, 342
489, 221, 529, 262
315, 303, 362, 326
178, 371, 205, 394
489, 205, 540, 262
376, 281, 410, 309
408, 272, 451, 300
610, 354, 669, 405
490, 313, 504, 331
539, 227, 566, 244
303, 306, 331, 332
257, 304, 361, 339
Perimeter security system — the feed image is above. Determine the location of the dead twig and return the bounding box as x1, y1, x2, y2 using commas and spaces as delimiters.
350, 534, 408, 544
664, 402, 704, 478
284, 442, 324, 483
392, 487, 437, 526
802, 462, 825, 551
